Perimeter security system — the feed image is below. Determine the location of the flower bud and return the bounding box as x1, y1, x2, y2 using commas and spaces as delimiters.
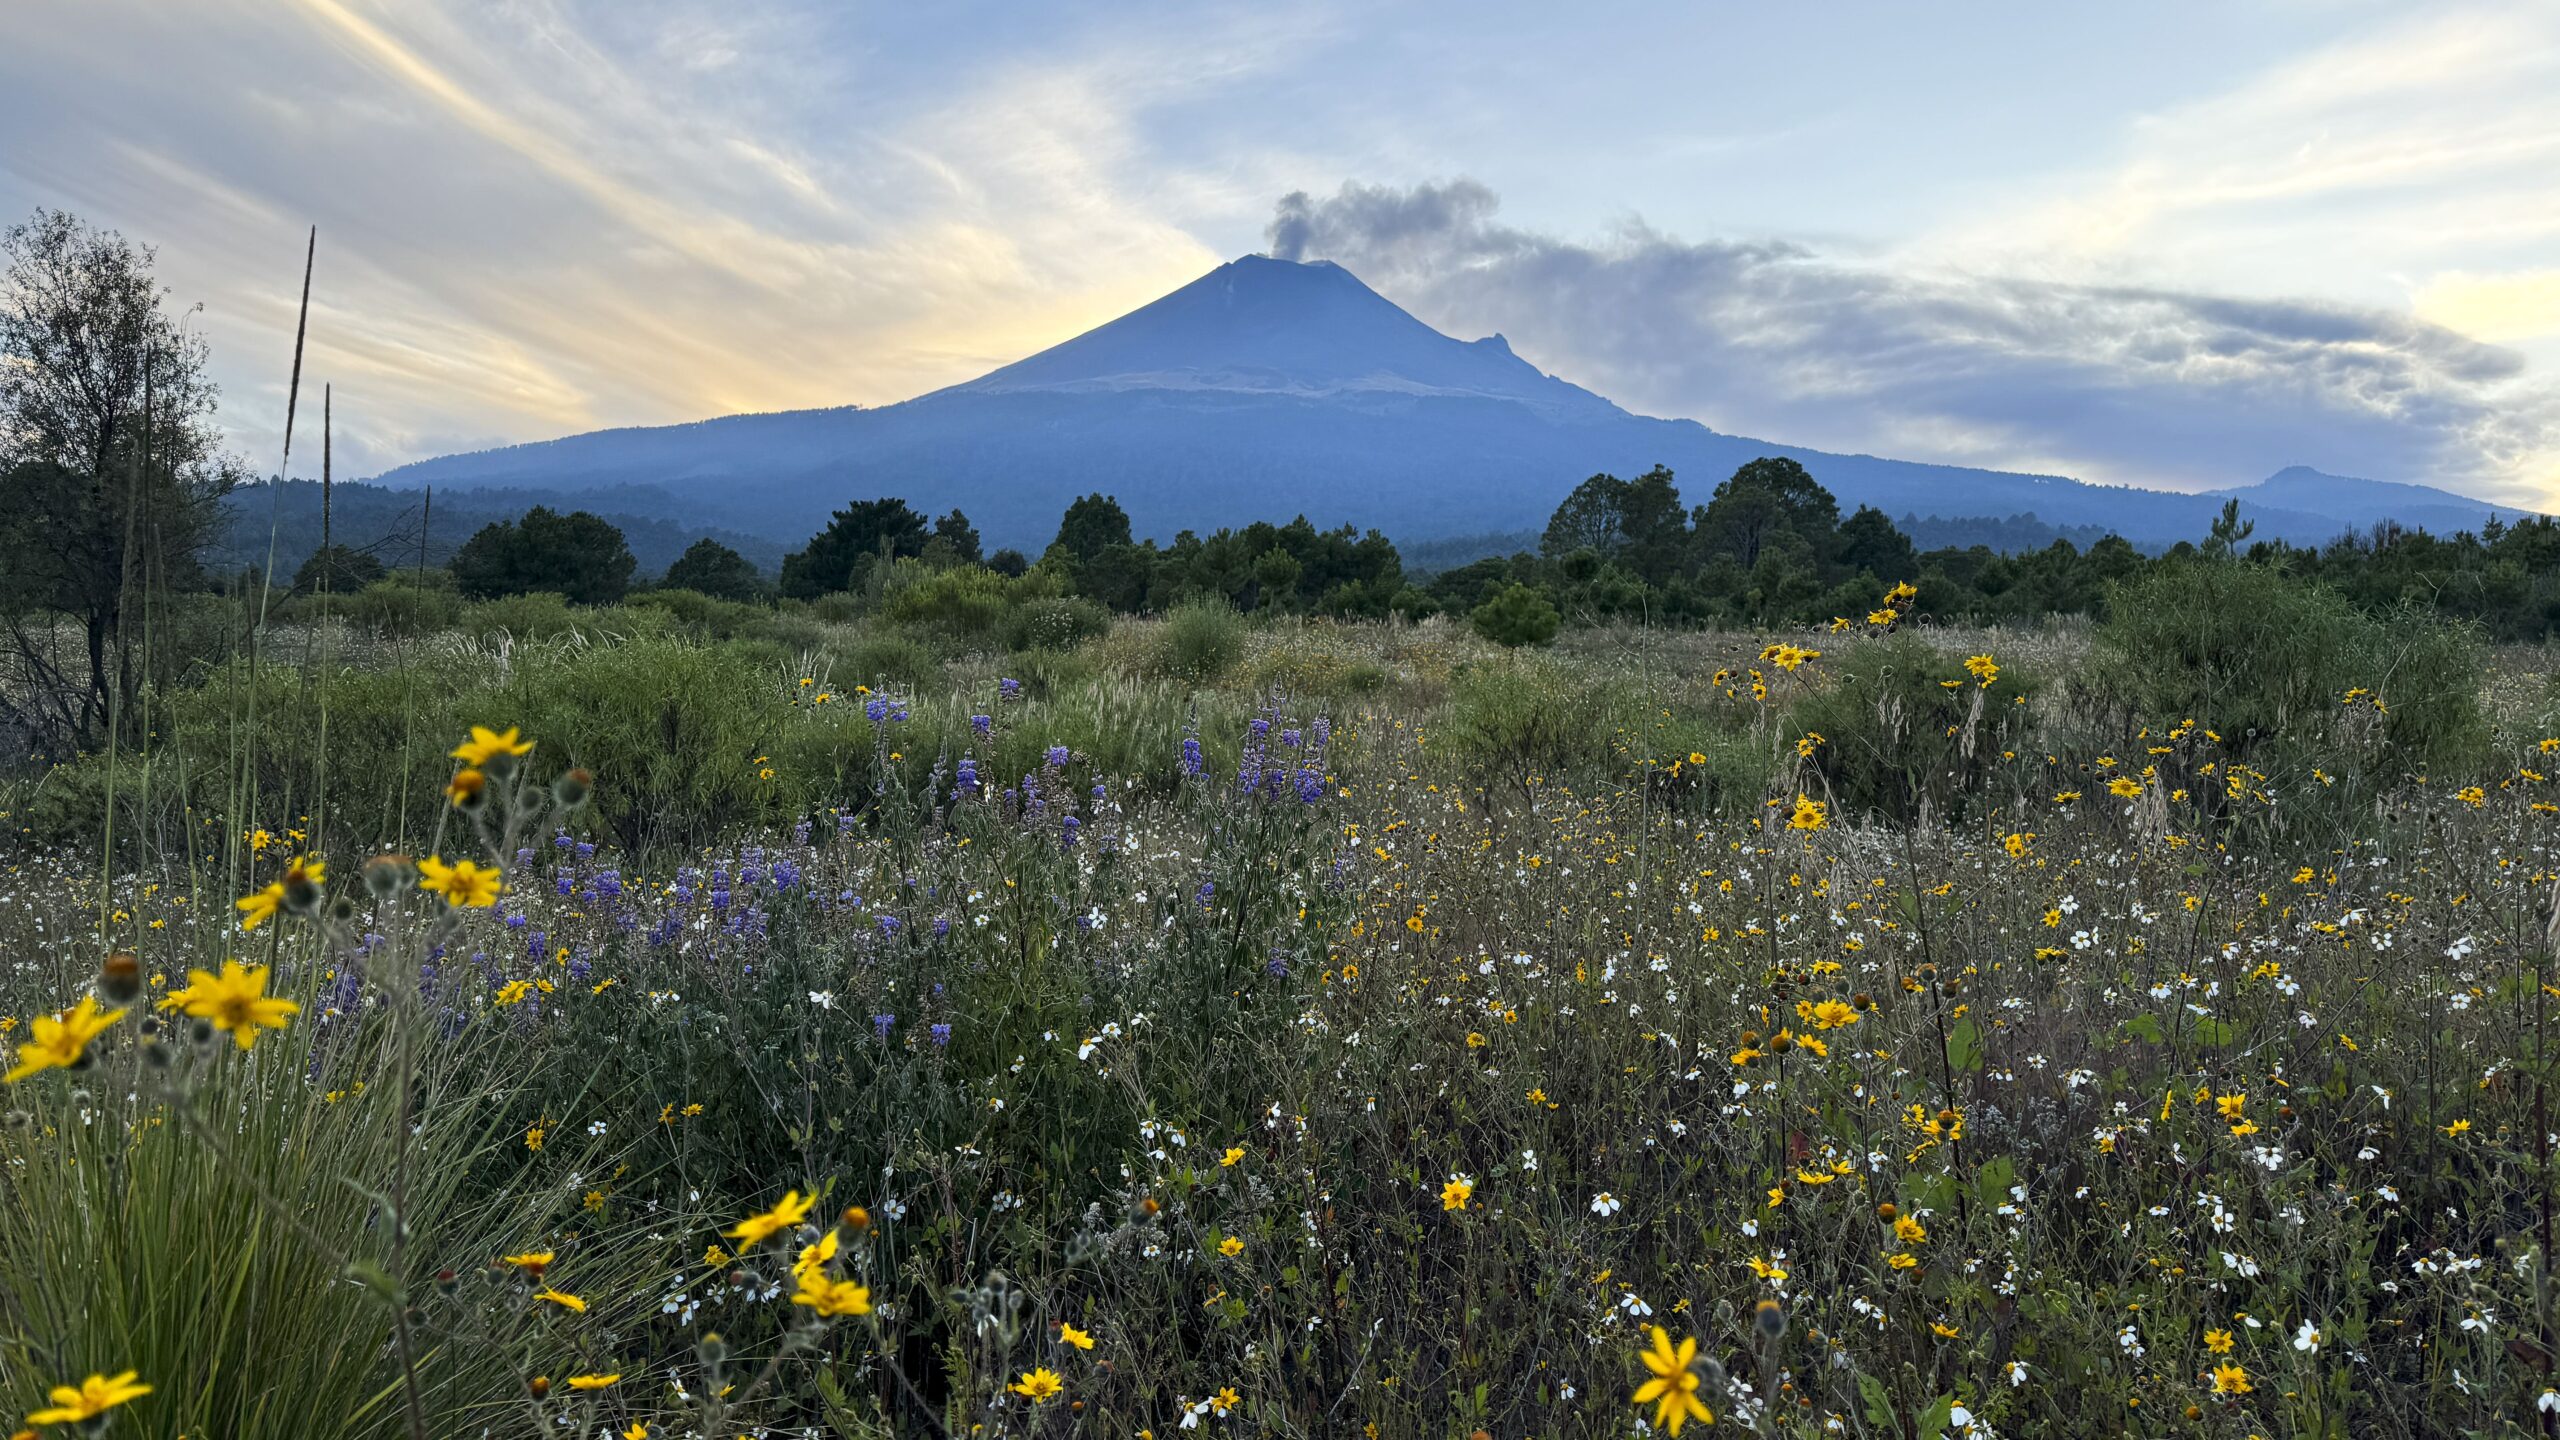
552, 768, 593, 810
99, 951, 143, 1003
365, 854, 418, 897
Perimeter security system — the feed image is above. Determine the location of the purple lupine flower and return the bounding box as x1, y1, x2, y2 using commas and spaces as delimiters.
872, 1013, 895, 1037
1280, 728, 1302, 748
970, 713, 992, 739
553, 832, 574, 849
878, 914, 902, 937
933, 917, 951, 938
1181, 736, 1204, 777
1046, 744, 1070, 769
998, 677, 1020, 699
930, 1023, 951, 1047
792, 820, 811, 846
556, 871, 574, 896
1062, 815, 1081, 846
865, 696, 890, 722
954, 757, 979, 799
1266, 953, 1291, 978
772, 859, 801, 891
1196, 879, 1216, 908
595, 869, 623, 898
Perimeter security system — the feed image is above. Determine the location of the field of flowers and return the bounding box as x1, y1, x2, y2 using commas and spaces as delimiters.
4, 578, 2560, 1438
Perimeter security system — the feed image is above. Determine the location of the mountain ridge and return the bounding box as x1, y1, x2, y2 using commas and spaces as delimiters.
374, 255, 2537, 552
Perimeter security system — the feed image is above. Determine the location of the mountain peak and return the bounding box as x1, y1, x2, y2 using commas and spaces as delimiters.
944, 254, 1621, 419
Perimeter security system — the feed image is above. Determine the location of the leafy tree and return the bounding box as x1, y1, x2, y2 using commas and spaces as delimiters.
663, 537, 761, 601
450, 506, 635, 604
1252, 545, 1305, 609
293, 543, 387, 596
1835, 504, 1916, 579
987, 548, 1031, 578
0, 209, 238, 753
1541, 473, 1632, 558
932, 508, 984, 566
1054, 493, 1133, 564
780, 498, 928, 599
1472, 583, 1561, 647
1695, 457, 1840, 569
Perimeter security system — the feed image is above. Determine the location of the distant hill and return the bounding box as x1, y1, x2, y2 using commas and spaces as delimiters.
214, 481, 787, 585
374, 255, 2539, 553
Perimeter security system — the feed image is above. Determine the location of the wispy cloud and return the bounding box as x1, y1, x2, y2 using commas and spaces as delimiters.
0, 0, 1316, 475
1265, 179, 2560, 504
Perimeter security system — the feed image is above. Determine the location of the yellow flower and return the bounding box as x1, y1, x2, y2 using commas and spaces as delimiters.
1886, 1252, 1919, 1270
452, 725, 535, 768
1963, 654, 1998, 686
1441, 1176, 1474, 1211
1807, 999, 1858, 1030
532, 1288, 586, 1312
2204, 1328, 2233, 1353
793, 1228, 840, 1278
1009, 1367, 1064, 1403
623, 1426, 649, 1440
5, 995, 126, 1084
2443, 1118, 2472, 1137
1218, 1235, 1245, 1257
2210, 1362, 2252, 1395
727, 1189, 817, 1250
496, 980, 533, 1007
1211, 1387, 1241, 1415
1789, 794, 1827, 831
501, 1250, 555, 1274
2108, 777, 2143, 799
567, 1373, 619, 1390
1059, 1322, 1096, 1350
1221, 1147, 1245, 1167
26, 1371, 152, 1425
446, 768, 487, 808
1893, 1215, 1928, 1244
791, 1271, 873, 1317
158, 959, 300, 1049
235, 881, 285, 931
418, 855, 504, 908
1631, 1327, 1716, 1435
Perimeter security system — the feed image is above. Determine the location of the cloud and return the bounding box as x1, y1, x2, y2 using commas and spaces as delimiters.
0, 0, 1317, 476
1264, 179, 2560, 505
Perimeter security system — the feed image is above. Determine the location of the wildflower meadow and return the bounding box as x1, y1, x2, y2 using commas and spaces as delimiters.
4, 563, 2560, 1440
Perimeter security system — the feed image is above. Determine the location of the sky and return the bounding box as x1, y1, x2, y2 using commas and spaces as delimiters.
3, 0, 2556, 506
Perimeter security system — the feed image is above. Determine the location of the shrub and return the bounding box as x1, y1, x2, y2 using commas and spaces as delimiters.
882, 563, 1016, 643
832, 630, 942, 692
2093, 561, 2488, 786
1471, 583, 1561, 647
1781, 635, 2040, 822
340, 576, 465, 638
1006, 595, 1112, 653
1152, 599, 1246, 685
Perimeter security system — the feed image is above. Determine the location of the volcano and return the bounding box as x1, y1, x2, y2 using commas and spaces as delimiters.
373, 255, 2531, 552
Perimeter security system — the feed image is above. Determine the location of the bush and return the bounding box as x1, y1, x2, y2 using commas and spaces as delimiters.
1006, 595, 1112, 653
1471, 583, 1561, 647
833, 630, 942, 692
1152, 599, 1246, 685
882, 564, 1016, 644
1443, 651, 1643, 798
2093, 561, 2488, 786
340, 576, 465, 638
1781, 635, 2040, 822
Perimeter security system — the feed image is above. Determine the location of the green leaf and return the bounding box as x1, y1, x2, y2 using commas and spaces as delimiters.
2193, 1017, 2236, 1047
1917, 1394, 1957, 1438
2121, 1013, 2165, 1044
1946, 1018, 1984, 1072
1857, 1372, 1895, 1429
